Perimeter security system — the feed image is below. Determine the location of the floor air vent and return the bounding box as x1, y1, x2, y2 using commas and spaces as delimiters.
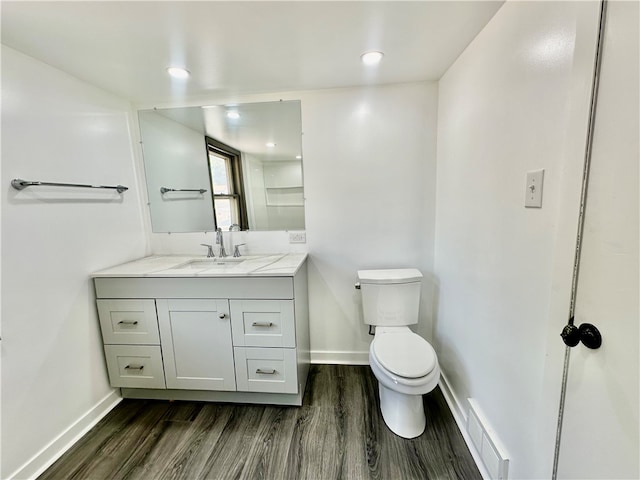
467, 399, 509, 480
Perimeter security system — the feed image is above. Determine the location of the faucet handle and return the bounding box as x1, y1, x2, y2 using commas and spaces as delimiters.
233, 243, 246, 258
200, 243, 215, 258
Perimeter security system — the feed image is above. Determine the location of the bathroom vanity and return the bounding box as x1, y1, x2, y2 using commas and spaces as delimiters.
91, 254, 309, 406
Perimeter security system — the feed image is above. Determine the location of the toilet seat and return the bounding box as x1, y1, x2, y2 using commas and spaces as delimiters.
372, 331, 436, 379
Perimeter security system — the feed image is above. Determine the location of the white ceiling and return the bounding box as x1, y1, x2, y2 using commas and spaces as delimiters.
1, 1, 503, 105
145, 100, 303, 159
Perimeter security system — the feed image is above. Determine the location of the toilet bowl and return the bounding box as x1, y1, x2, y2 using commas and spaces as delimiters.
369, 327, 440, 438
357, 268, 441, 439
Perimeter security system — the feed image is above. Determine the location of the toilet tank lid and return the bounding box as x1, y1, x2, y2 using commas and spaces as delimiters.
357, 268, 422, 284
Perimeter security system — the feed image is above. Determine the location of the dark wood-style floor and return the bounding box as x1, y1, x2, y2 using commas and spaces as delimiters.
39, 365, 481, 480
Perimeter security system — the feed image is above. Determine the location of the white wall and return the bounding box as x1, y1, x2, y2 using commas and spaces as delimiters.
1, 46, 148, 478
139, 110, 215, 232
302, 83, 438, 362
242, 153, 268, 230
434, 2, 600, 478
147, 82, 439, 363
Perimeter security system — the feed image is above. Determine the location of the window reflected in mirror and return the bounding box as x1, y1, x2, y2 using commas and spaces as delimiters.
206, 137, 246, 230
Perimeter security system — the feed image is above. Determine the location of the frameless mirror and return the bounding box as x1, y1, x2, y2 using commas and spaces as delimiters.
139, 100, 304, 232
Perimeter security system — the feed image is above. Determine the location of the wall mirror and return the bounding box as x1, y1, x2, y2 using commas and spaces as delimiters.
139, 100, 304, 233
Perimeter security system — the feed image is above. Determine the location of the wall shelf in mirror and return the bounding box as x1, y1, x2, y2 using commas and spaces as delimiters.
265, 186, 304, 207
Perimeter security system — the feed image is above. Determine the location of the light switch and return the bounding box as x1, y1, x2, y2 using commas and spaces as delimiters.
525, 169, 544, 208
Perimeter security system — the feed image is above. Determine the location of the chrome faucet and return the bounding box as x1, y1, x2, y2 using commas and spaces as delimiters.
228, 224, 241, 257
233, 243, 246, 258
216, 228, 227, 257
200, 243, 215, 258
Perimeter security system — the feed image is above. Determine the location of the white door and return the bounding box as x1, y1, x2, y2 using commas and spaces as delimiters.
557, 1, 639, 478
157, 298, 236, 391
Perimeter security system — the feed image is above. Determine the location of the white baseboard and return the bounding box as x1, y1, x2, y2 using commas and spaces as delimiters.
9, 390, 122, 480
438, 373, 492, 480
310, 350, 369, 365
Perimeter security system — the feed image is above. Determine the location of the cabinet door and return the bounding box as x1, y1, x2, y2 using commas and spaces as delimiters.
157, 299, 236, 391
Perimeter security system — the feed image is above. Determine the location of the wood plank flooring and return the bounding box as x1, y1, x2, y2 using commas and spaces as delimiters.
39, 365, 481, 480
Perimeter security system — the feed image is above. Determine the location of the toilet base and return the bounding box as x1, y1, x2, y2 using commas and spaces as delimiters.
378, 382, 426, 439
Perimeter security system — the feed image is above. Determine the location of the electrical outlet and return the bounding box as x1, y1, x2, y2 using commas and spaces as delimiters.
289, 232, 306, 243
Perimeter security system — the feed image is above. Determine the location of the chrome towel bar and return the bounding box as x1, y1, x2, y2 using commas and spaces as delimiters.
160, 187, 207, 194
11, 178, 128, 194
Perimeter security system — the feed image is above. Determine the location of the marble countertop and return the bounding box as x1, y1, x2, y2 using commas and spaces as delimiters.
91, 253, 307, 278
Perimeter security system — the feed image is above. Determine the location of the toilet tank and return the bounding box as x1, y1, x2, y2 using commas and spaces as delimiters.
357, 268, 423, 326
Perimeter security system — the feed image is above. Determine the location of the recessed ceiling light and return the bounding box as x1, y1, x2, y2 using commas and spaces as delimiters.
226, 111, 240, 119
361, 51, 384, 66
266, 142, 276, 148
166, 67, 190, 79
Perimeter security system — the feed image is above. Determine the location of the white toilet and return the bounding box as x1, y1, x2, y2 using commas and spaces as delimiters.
357, 268, 440, 439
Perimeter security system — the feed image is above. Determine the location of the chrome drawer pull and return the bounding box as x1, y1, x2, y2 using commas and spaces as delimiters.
124, 364, 144, 370
118, 320, 138, 325
256, 368, 277, 375
251, 322, 274, 327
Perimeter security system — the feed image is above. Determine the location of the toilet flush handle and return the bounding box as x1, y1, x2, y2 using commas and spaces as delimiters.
355, 282, 361, 290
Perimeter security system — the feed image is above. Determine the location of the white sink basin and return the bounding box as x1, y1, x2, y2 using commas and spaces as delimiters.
176, 258, 244, 269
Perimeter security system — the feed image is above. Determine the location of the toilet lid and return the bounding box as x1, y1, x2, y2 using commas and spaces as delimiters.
373, 332, 436, 378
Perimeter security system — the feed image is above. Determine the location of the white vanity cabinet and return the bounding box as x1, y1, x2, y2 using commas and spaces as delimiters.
93, 257, 309, 406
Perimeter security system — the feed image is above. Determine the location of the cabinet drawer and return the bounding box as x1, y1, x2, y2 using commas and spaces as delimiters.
104, 345, 165, 389
234, 347, 297, 394
230, 300, 295, 348
97, 299, 159, 345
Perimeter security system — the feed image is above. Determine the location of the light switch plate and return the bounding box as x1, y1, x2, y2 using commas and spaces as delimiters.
525, 169, 544, 208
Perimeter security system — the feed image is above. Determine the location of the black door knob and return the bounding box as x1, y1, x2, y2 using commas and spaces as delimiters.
561, 324, 581, 347
561, 321, 602, 349
578, 323, 602, 349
